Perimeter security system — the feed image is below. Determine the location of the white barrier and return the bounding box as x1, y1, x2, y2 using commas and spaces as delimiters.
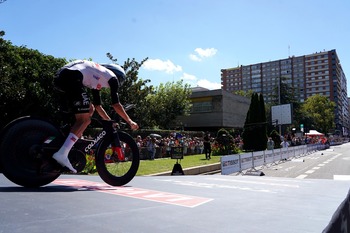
264, 150, 274, 164
221, 154, 240, 174
221, 144, 326, 175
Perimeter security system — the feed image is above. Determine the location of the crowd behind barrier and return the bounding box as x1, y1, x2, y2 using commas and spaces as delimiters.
135, 134, 212, 160
133, 132, 347, 160
221, 143, 327, 175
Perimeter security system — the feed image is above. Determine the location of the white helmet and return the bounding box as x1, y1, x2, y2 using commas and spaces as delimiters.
101, 63, 126, 86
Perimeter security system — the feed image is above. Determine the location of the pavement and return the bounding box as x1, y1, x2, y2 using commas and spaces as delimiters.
0, 173, 349, 233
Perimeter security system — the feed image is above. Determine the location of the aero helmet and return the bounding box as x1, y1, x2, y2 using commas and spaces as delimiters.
101, 63, 126, 87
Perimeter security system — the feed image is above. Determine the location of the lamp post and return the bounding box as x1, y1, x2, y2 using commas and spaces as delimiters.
278, 77, 282, 135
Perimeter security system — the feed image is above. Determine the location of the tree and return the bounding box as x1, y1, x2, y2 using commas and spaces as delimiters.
102, 53, 154, 128
242, 93, 267, 151
145, 80, 192, 129
234, 89, 254, 98
0, 32, 191, 130
104, 54, 192, 129
269, 76, 303, 134
258, 93, 268, 149
301, 94, 335, 134
214, 128, 239, 155
0, 31, 67, 128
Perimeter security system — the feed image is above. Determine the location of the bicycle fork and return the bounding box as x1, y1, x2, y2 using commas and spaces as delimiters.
111, 132, 125, 161
102, 120, 125, 161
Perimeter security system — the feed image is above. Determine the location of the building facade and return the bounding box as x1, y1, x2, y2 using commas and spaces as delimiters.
221, 49, 349, 135
177, 87, 250, 131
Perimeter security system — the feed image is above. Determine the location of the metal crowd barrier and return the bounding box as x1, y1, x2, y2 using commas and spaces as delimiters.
221, 144, 327, 175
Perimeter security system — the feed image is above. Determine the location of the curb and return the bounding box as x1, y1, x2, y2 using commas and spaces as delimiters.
148, 162, 221, 176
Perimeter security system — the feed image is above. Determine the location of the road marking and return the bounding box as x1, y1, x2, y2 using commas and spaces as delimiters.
294, 152, 344, 180
333, 175, 350, 181
292, 159, 304, 162
53, 179, 213, 208
305, 170, 315, 174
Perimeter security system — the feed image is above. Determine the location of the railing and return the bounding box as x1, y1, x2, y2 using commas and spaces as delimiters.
221, 143, 327, 175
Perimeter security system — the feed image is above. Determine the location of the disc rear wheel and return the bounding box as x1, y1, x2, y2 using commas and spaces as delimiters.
0, 117, 63, 187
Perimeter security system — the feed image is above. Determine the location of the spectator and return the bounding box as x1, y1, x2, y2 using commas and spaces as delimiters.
147, 137, 157, 160
136, 135, 142, 148
165, 138, 172, 156
203, 132, 212, 160
267, 137, 274, 150
280, 138, 290, 148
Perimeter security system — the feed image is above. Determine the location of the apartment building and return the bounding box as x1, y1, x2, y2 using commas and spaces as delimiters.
221, 49, 349, 135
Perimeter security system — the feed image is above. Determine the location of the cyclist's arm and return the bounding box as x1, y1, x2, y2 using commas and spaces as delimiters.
95, 105, 111, 121
91, 89, 111, 120
108, 77, 138, 130
112, 103, 138, 130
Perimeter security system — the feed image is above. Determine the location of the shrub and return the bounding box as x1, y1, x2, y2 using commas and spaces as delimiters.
212, 129, 239, 155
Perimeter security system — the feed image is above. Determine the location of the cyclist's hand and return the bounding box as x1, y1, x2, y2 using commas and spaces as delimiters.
129, 120, 139, 130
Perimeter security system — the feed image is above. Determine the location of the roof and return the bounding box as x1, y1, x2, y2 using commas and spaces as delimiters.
305, 130, 324, 136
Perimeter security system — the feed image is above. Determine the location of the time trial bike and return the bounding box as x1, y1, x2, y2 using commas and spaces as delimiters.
0, 105, 140, 188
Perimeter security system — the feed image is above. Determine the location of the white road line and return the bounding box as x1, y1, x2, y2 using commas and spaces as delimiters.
296, 175, 308, 179
334, 175, 350, 181
305, 170, 315, 174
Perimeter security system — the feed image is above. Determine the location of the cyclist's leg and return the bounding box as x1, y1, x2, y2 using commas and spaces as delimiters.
53, 69, 91, 173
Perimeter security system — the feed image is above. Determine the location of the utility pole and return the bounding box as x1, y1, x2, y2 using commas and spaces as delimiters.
278, 77, 282, 136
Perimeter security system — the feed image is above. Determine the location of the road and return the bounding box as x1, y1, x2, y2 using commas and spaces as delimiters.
1, 143, 350, 233
260, 142, 350, 180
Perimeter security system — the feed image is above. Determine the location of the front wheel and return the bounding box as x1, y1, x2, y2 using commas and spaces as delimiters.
95, 131, 140, 186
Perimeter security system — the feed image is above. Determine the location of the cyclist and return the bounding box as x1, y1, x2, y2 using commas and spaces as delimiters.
53, 60, 139, 173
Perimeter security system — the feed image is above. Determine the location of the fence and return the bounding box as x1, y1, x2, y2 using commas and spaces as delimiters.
221, 144, 327, 175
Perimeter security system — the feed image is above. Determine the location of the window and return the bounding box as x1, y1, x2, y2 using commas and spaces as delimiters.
191, 102, 212, 113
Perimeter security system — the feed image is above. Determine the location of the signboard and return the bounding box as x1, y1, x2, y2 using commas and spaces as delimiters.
271, 104, 292, 125
171, 147, 184, 159
221, 155, 240, 175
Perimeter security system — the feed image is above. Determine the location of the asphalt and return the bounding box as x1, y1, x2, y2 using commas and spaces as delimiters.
0, 173, 349, 233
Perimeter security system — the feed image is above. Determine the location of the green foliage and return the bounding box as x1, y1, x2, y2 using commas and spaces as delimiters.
270, 76, 297, 105
104, 54, 192, 129
145, 80, 192, 129
242, 93, 268, 151
301, 94, 335, 134
269, 130, 281, 149
269, 76, 303, 131
0, 31, 193, 131
102, 53, 154, 128
82, 154, 97, 174
234, 89, 254, 98
0, 31, 67, 128
212, 128, 239, 155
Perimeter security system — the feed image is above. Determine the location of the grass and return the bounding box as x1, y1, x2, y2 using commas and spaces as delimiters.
136, 154, 221, 176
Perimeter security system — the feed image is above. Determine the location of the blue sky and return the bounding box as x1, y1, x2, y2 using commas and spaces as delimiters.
1, 0, 350, 92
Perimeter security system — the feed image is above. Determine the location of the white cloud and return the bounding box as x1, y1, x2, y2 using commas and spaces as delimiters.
142, 59, 182, 74
181, 72, 197, 81
195, 48, 218, 58
189, 54, 201, 62
189, 48, 218, 62
179, 72, 221, 90
197, 79, 222, 90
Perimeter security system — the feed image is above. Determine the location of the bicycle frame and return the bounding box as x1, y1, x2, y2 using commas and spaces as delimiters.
73, 120, 125, 161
